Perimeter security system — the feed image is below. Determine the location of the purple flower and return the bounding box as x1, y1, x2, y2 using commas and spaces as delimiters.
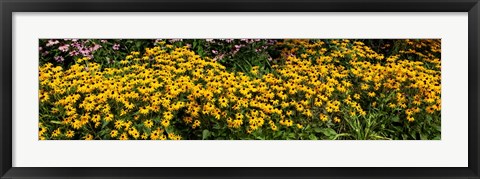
80, 48, 90, 56
71, 42, 81, 49
54, 56, 64, 62
267, 40, 277, 45
113, 43, 120, 50
69, 51, 79, 56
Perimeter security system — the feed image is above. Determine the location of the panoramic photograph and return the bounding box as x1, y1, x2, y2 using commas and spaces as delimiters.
38, 39, 441, 140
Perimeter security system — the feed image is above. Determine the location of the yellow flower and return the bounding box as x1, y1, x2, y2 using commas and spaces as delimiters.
84, 134, 94, 140
104, 113, 114, 122
353, 93, 360, 99
119, 133, 128, 140
320, 114, 328, 122
296, 124, 303, 129
110, 130, 119, 138
144, 120, 154, 128
407, 116, 415, 122
163, 112, 173, 121
65, 130, 75, 138
192, 120, 201, 129
52, 128, 61, 137
161, 119, 170, 128
150, 131, 160, 140
141, 133, 148, 139
334, 117, 341, 123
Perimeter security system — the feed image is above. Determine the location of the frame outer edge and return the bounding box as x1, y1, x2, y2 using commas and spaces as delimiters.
1, 0, 480, 179
473, 1, 480, 178
475, 1, 480, 177
0, 0, 5, 177
468, 1, 480, 177
0, 0, 13, 178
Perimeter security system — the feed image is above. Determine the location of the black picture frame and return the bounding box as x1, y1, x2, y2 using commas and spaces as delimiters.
1, 0, 479, 178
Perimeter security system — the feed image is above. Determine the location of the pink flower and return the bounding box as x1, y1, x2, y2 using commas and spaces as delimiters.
58, 44, 69, 52
71, 42, 81, 49
46, 40, 59, 47
92, 44, 102, 51
213, 54, 225, 62
69, 51, 79, 56
113, 44, 120, 50
80, 48, 90, 56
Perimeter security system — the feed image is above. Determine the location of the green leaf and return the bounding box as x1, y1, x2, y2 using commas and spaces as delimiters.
419, 133, 429, 140
101, 120, 110, 129
213, 124, 222, 130
50, 120, 62, 124
333, 133, 353, 140
202, 129, 210, 140
308, 134, 318, 140
273, 131, 282, 138
287, 133, 296, 139
391, 116, 400, 122
313, 128, 324, 133
256, 136, 265, 140
314, 128, 337, 139
324, 128, 337, 138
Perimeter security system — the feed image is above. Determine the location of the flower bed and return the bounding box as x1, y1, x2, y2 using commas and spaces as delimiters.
39, 39, 441, 140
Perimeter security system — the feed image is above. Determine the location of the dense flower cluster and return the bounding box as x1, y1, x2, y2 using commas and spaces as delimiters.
39, 39, 441, 140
